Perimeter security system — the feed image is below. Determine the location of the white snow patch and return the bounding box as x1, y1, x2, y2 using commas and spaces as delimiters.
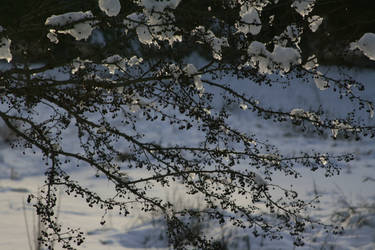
247, 42, 301, 73
247, 41, 272, 74
271, 45, 301, 72
314, 71, 329, 90
102, 55, 143, 74
291, 0, 316, 17
303, 55, 318, 70
45, 11, 94, 26
368, 103, 374, 119
290, 108, 305, 117
128, 56, 143, 66
236, 7, 261, 35
183, 64, 203, 93
308, 15, 323, 32
330, 120, 358, 138
0, 37, 12, 62
126, 11, 181, 47
240, 103, 248, 110
254, 173, 267, 185
140, 0, 181, 11
350, 33, 375, 61
99, 0, 121, 17
58, 21, 96, 41
192, 26, 229, 60
45, 11, 96, 41
46, 29, 59, 44
135, 25, 156, 46
290, 108, 321, 124
319, 156, 328, 166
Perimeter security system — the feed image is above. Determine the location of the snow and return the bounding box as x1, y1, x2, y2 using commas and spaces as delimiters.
46, 29, 59, 44
135, 25, 155, 46
99, 0, 121, 17
45, 11, 94, 26
126, 10, 181, 47
303, 55, 318, 70
350, 33, 375, 61
253, 173, 267, 185
236, 7, 262, 35
183, 63, 203, 92
0, 37, 12, 63
45, 11, 96, 41
128, 56, 143, 66
58, 21, 95, 41
240, 103, 248, 110
308, 15, 323, 32
1, 66, 375, 248
192, 26, 229, 60
140, 0, 181, 11
183, 63, 198, 76
291, 0, 316, 17
102, 55, 143, 74
271, 45, 301, 72
1, 16, 375, 248
314, 71, 329, 90
247, 41, 301, 73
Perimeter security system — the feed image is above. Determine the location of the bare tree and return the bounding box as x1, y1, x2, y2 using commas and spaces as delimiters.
1, 0, 374, 249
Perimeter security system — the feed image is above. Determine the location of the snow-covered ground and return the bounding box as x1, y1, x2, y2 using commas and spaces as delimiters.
0, 67, 374, 250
